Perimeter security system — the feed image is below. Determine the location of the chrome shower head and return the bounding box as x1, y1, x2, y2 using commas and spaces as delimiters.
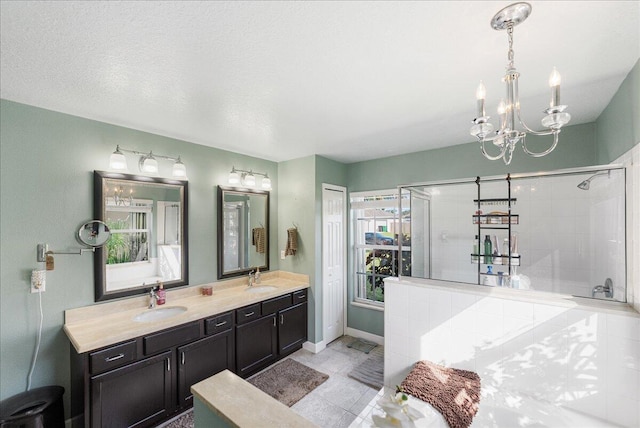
577, 171, 610, 190
577, 179, 591, 190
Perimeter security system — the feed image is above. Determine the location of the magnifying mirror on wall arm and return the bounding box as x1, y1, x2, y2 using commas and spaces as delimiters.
36, 220, 112, 262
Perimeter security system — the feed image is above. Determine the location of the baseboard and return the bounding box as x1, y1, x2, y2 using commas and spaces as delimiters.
345, 327, 384, 345
302, 340, 326, 354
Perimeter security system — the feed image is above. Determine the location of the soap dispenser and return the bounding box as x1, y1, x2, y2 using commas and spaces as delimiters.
255, 267, 261, 284
156, 281, 166, 305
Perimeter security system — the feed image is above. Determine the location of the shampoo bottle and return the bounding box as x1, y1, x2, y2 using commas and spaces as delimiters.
484, 235, 493, 264
156, 281, 166, 305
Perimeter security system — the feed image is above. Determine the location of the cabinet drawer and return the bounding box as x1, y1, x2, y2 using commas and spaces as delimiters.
262, 294, 292, 315
293, 289, 308, 303
236, 303, 261, 325
205, 312, 234, 335
144, 322, 201, 355
90, 340, 137, 374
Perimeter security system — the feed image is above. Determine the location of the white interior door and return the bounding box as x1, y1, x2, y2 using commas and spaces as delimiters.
322, 184, 346, 345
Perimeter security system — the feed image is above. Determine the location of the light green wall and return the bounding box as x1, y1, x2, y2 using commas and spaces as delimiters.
348, 122, 598, 192
277, 156, 318, 341
0, 100, 278, 409
596, 58, 640, 163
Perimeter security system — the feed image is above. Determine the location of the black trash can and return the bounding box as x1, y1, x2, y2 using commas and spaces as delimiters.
0, 386, 64, 428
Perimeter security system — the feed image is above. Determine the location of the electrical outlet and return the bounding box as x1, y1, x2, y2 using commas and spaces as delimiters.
280, 250, 286, 260
31, 270, 46, 293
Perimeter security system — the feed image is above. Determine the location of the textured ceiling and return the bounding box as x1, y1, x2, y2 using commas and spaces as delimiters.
1, 1, 639, 163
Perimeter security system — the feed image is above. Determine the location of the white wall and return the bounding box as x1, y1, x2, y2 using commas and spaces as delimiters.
384, 278, 640, 427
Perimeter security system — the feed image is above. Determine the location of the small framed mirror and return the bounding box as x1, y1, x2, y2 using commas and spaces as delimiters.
217, 186, 269, 279
94, 171, 189, 301
78, 220, 111, 247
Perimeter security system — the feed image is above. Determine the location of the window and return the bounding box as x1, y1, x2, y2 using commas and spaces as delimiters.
105, 199, 153, 265
351, 190, 411, 306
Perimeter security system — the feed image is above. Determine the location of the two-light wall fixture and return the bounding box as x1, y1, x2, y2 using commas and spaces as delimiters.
228, 166, 272, 190
109, 145, 187, 179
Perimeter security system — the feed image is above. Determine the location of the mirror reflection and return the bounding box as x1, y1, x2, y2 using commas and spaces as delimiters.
94, 171, 189, 301
78, 220, 111, 247
217, 186, 269, 279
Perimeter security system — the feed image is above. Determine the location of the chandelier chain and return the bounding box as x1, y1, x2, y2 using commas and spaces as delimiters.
507, 24, 514, 68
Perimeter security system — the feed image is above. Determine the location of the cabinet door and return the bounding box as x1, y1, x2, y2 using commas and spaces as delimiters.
91, 350, 172, 428
235, 315, 277, 378
177, 329, 235, 406
278, 302, 307, 356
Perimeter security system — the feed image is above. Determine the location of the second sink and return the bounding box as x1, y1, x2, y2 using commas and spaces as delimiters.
133, 306, 188, 323
246, 285, 277, 293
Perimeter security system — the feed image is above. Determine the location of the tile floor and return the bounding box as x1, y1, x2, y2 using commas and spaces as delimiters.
287, 336, 381, 427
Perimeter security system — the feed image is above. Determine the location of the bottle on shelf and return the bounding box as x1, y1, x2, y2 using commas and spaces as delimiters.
492, 235, 501, 265
472, 237, 478, 262
484, 235, 493, 264
511, 232, 519, 256
503, 238, 510, 258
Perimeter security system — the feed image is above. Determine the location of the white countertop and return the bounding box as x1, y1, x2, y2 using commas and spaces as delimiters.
64, 271, 309, 353
191, 369, 317, 428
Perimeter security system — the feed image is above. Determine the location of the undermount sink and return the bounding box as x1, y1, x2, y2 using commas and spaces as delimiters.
133, 306, 188, 323
245, 285, 277, 293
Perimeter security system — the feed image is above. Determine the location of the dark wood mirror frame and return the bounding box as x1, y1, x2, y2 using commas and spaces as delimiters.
217, 186, 269, 280
94, 170, 189, 301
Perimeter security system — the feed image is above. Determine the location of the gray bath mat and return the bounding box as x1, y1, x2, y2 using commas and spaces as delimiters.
347, 337, 377, 354
348, 345, 384, 389
247, 358, 329, 407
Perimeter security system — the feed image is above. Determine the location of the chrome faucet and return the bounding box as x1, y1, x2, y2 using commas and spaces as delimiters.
149, 287, 158, 308
248, 270, 256, 287
592, 278, 613, 298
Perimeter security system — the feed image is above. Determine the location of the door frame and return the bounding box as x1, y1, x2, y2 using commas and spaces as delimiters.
322, 183, 347, 345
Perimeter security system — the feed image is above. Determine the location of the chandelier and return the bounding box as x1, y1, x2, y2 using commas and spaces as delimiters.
470, 2, 571, 165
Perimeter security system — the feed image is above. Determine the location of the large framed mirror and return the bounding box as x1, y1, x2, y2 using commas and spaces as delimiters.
217, 186, 269, 279
94, 171, 189, 301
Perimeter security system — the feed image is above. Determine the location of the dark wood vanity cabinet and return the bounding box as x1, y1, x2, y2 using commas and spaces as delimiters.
177, 327, 235, 406
235, 290, 308, 377
90, 351, 173, 428
278, 301, 307, 355
235, 314, 278, 378
70, 291, 307, 427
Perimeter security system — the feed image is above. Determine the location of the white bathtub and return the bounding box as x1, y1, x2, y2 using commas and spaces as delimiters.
350, 387, 622, 428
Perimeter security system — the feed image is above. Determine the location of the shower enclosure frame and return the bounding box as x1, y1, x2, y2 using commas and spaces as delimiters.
397, 163, 627, 300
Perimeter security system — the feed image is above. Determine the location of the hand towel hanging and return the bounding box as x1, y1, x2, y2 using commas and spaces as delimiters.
285, 227, 298, 256
252, 227, 266, 254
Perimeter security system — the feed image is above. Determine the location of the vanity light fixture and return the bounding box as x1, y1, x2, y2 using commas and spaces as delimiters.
109, 145, 187, 179
470, 2, 571, 165
227, 167, 272, 190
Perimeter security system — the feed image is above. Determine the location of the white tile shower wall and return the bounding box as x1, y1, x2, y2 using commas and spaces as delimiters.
384, 278, 640, 427
428, 169, 627, 301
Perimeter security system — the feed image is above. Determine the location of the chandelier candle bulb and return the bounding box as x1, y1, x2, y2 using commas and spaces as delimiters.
549, 67, 561, 107
497, 99, 507, 128
476, 82, 486, 117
